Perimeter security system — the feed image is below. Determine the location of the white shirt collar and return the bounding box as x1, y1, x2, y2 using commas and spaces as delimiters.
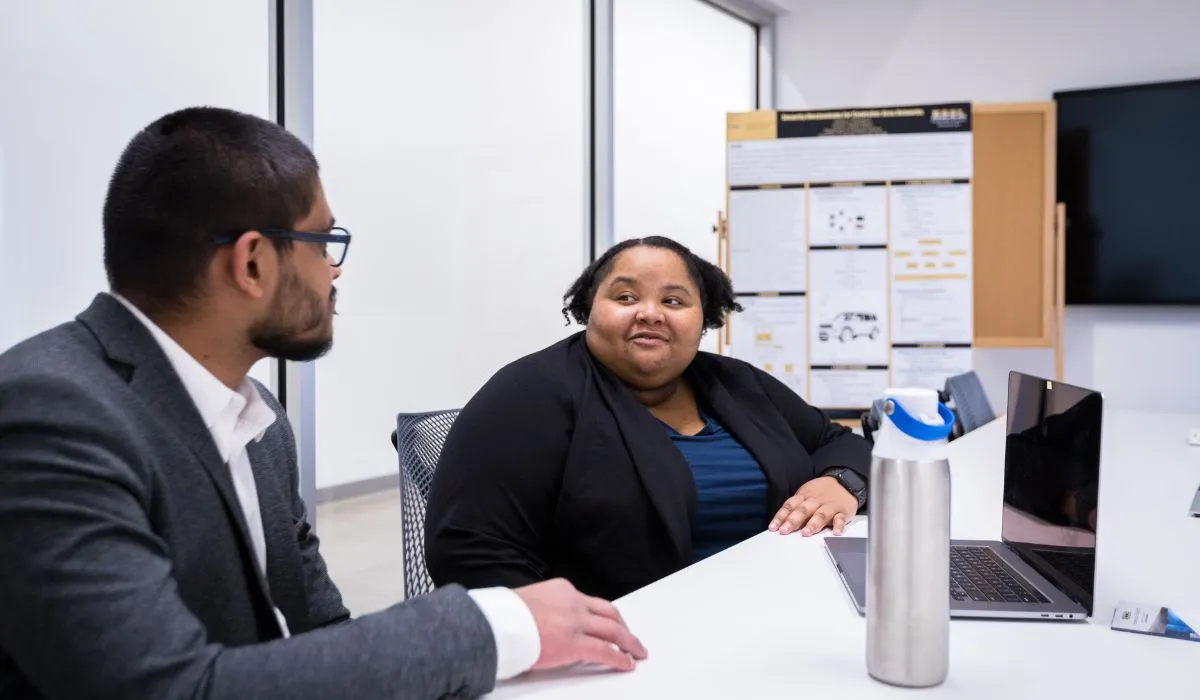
110, 292, 276, 463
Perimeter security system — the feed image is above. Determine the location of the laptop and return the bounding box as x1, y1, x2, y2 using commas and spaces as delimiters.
825, 371, 1103, 620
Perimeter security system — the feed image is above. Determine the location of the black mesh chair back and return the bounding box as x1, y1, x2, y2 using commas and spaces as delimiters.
860, 398, 887, 445
943, 370, 996, 438
390, 409, 460, 599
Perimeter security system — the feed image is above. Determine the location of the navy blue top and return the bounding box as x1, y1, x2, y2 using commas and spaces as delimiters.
664, 414, 769, 563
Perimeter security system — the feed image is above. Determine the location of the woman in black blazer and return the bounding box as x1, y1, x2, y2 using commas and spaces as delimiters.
425, 236, 872, 601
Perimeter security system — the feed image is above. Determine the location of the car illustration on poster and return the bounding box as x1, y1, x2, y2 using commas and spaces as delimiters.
818, 311, 880, 342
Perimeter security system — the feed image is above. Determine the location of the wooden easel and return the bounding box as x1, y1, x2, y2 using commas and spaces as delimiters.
713, 209, 730, 351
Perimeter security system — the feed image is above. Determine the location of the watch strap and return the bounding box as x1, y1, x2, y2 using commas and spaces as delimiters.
823, 467, 867, 510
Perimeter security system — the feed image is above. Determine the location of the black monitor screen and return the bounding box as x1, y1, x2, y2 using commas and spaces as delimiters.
1056, 78, 1200, 305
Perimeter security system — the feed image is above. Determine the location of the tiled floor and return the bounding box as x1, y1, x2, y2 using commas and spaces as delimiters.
314, 490, 407, 616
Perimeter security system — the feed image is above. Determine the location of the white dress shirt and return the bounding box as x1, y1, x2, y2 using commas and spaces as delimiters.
112, 293, 540, 680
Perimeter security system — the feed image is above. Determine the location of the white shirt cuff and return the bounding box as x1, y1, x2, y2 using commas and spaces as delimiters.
467, 587, 541, 681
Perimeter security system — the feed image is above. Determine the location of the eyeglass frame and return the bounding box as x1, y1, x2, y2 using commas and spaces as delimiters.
210, 226, 352, 267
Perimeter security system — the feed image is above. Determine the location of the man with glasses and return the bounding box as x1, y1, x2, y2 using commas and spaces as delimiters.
0, 107, 645, 699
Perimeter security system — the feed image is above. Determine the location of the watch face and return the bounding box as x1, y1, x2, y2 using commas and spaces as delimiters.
836, 469, 863, 491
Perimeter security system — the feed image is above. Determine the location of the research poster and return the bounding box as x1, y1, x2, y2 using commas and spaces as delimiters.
808, 184, 888, 247
808, 248, 888, 366
725, 103, 973, 411
889, 182, 973, 344
891, 345, 973, 394
727, 295, 807, 399
728, 187, 806, 293
809, 368, 890, 411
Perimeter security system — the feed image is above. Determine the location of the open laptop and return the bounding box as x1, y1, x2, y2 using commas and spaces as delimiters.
825, 371, 1102, 620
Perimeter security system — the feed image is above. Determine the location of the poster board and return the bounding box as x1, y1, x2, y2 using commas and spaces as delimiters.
723, 103, 976, 413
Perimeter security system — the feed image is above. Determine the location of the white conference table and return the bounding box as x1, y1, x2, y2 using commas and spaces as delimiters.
490, 409, 1200, 698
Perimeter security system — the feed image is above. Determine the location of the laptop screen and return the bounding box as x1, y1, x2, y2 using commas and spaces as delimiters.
1000, 371, 1102, 610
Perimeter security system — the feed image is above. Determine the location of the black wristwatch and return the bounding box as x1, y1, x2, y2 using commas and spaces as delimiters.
822, 467, 868, 511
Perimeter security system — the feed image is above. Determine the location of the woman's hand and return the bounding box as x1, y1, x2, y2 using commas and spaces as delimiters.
768, 476, 858, 536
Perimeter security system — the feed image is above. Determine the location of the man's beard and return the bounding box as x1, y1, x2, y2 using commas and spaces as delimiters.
250, 269, 335, 363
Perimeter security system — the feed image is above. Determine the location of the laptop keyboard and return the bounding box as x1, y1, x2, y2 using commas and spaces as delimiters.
950, 546, 1049, 604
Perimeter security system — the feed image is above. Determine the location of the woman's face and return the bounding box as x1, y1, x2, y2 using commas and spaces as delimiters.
585, 246, 704, 390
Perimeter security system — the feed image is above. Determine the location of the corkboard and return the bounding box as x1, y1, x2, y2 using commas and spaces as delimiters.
972, 102, 1057, 347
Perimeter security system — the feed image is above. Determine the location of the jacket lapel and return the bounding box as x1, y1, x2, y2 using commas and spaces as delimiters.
76, 294, 273, 604
687, 360, 800, 515
587, 355, 697, 563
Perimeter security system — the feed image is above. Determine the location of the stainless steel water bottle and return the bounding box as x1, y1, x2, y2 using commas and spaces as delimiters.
866, 387, 955, 688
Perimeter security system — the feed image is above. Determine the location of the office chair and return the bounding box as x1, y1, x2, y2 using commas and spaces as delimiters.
942, 370, 996, 439
860, 399, 886, 445
389, 409, 460, 599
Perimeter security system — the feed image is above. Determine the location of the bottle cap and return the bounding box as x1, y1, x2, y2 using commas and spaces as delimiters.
871, 387, 956, 460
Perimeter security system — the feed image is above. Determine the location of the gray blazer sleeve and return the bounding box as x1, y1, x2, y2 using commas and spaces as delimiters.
0, 374, 498, 700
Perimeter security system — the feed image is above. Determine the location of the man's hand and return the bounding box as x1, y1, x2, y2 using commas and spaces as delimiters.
514, 578, 648, 673
768, 476, 858, 536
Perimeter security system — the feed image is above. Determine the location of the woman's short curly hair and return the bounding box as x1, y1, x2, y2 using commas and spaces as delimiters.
561, 236, 742, 330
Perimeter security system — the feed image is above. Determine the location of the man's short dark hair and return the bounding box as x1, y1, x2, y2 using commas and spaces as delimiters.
562, 236, 742, 329
103, 106, 320, 314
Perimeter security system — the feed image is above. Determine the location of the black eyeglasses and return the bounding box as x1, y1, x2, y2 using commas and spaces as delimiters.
211, 227, 352, 267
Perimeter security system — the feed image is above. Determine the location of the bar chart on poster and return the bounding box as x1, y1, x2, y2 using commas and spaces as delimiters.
723, 104, 975, 412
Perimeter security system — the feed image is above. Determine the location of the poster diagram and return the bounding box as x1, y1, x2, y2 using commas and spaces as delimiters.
808, 248, 889, 366
728, 187, 806, 293
728, 295, 807, 398
809, 369, 889, 410
889, 182, 972, 249
891, 275, 973, 344
889, 182, 973, 346
808, 185, 888, 247
891, 346, 973, 393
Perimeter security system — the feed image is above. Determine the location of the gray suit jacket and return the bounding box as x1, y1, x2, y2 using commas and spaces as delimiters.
0, 294, 499, 699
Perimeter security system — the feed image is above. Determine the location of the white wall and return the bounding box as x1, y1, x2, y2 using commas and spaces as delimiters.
773, 0, 1200, 412
312, 1, 588, 489
0, 0, 274, 386
613, 0, 757, 262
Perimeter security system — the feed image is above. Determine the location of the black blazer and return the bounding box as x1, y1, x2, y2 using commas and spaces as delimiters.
425, 332, 872, 601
